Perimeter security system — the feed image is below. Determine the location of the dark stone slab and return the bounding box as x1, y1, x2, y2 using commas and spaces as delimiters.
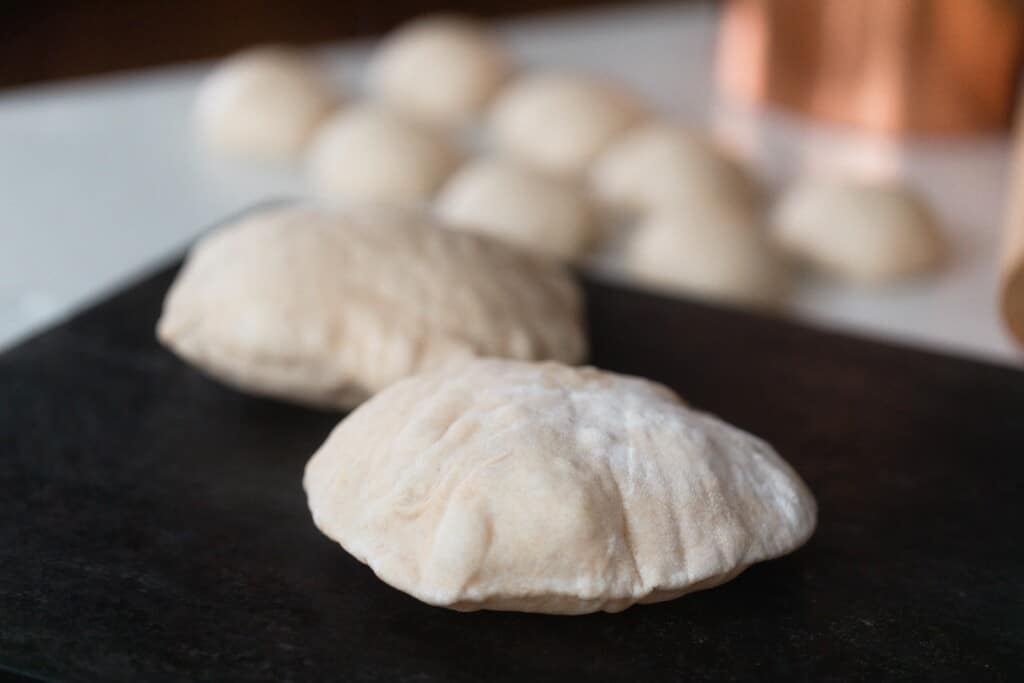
2, 255, 1022, 681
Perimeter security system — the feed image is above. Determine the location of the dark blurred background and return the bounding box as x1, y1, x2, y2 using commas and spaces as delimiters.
0, 0, 672, 88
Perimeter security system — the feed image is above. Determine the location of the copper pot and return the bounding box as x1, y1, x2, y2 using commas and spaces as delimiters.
716, 0, 1024, 136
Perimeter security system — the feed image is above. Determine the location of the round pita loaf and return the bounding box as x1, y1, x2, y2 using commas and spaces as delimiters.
157, 205, 585, 409
304, 358, 817, 614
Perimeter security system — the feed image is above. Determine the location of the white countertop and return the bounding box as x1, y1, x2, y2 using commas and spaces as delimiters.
1, 2, 1020, 364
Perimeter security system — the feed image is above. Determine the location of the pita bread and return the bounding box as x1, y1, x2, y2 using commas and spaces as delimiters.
157, 205, 585, 409
305, 358, 817, 614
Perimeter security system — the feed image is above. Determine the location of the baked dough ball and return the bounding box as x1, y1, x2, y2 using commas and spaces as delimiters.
157, 204, 585, 409
489, 72, 645, 176
626, 201, 790, 307
307, 104, 460, 206
435, 158, 595, 260
771, 179, 944, 284
368, 15, 511, 127
195, 46, 339, 162
591, 121, 753, 214
304, 358, 817, 614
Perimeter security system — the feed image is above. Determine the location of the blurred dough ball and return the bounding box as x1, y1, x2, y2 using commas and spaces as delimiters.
626, 201, 790, 307
771, 179, 944, 284
436, 158, 594, 260
368, 15, 512, 127
195, 46, 340, 162
591, 121, 754, 215
489, 72, 645, 177
308, 104, 460, 206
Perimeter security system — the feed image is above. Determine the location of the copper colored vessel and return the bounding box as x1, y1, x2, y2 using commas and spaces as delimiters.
716, 0, 1024, 136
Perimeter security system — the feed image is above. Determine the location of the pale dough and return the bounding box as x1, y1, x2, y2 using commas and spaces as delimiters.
157, 204, 586, 409
626, 202, 791, 307
304, 358, 817, 614
591, 121, 754, 214
368, 15, 512, 127
435, 158, 595, 260
307, 104, 460, 207
771, 179, 945, 284
489, 72, 644, 177
195, 46, 339, 162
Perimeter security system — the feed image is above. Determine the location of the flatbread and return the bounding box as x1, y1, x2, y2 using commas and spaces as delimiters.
305, 358, 817, 614
157, 205, 585, 409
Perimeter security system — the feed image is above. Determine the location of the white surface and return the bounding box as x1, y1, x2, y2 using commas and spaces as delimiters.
0, 2, 1020, 364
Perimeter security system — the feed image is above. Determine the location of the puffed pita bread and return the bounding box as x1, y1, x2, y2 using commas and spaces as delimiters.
305, 358, 817, 614
157, 205, 585, 409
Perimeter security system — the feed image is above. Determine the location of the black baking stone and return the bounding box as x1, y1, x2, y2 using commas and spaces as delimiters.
1, 258, 1023, 681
